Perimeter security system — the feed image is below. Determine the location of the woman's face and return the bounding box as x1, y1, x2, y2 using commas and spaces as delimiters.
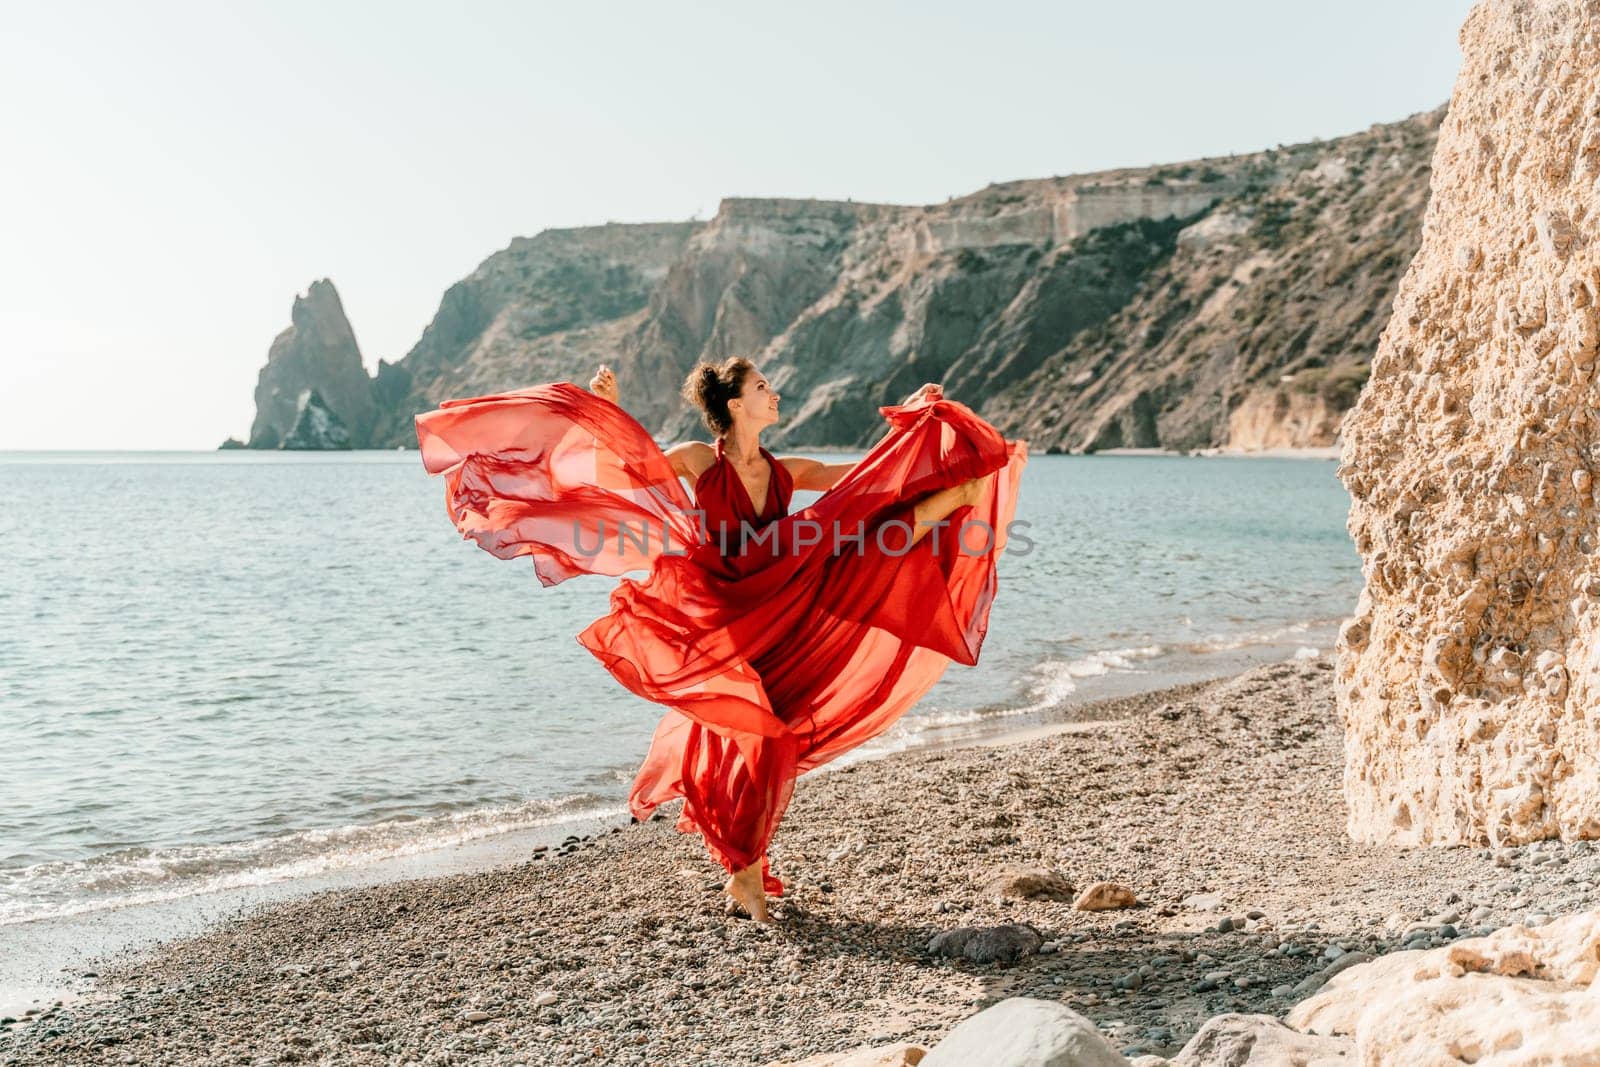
730, 369, 780, 429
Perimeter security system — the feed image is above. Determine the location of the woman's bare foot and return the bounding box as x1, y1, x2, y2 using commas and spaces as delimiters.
724, 862, 770, 922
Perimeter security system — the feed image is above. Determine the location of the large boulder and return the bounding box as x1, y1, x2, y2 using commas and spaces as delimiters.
1288, 910, 1600, 1064
921, 998, 1129, 1067
1338, 0, 1600, 844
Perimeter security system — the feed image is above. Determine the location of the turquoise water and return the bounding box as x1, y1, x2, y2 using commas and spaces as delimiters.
0, 450, 1359, 923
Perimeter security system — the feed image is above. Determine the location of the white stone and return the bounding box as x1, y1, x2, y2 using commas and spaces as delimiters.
921, 998, 1130, 1067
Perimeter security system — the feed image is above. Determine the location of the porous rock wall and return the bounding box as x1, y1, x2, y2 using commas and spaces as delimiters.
1339, 0, 1600, 845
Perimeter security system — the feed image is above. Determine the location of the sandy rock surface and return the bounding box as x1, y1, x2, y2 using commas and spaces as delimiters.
1339, 0, 1600, 846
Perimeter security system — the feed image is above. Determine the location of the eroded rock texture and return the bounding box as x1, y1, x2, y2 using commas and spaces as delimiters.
1288, 911, 1600, 1065
1339, 0, 1600, 845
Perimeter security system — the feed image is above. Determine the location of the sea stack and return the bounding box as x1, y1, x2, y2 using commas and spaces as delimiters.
1339, 0, 1600, 845
247, 279, 374, 449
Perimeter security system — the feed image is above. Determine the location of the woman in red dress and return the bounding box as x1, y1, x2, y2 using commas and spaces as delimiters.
415, 357, 1027, 921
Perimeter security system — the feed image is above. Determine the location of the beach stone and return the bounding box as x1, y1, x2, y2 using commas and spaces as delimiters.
767, 1042, 926, 1066
988, 868, 1075, 901
1182, 893, 1224, 912
459, 1010, 490, 1023
1074, 882, 1137, 912
1168, 1013, 1350, 1066
1337, 0, 1600, 848
921, 998, 1131, 1066
533, 991, 558, 1007
927, 924, 1043, 965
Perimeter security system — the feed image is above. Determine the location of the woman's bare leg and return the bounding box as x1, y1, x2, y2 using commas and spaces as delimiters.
725, 860, 770, 921
716, 478, 990, 921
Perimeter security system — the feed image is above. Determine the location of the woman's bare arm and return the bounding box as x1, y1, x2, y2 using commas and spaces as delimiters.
588, 364, 714, 482
666, 441, 715, 481
778, 456, 856, 492
776, 383, 944, 491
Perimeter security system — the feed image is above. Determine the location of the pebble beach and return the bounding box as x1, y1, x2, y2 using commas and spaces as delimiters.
7, 656, 1599, 1065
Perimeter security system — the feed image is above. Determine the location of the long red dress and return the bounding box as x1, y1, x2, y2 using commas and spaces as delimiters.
415, 382, 1027, 893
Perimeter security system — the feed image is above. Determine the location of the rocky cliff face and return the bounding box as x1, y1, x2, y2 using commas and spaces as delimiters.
365, 222, 698, 447
981, 117, 1437, 452
241, 114, 1440, 451
1338, 0, 1600, 846
247, 280, 373, 449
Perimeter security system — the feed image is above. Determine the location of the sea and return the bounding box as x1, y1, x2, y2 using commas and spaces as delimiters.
0, 450, 1360, 929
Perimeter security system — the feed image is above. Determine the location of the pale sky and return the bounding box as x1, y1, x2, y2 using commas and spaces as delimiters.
1, 0, 1478, 450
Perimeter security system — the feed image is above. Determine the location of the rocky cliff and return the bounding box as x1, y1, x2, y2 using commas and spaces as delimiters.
237, 114, 1442, 451
1338, 0, 1600, 846
247, 280, 373, 449
366, 222, 698, 447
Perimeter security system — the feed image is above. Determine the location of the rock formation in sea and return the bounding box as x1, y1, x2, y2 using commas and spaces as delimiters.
1339, 0, 1600, 846
237, 112, 1439, 451
278, 389, 352, 450
246, 280, 373, 449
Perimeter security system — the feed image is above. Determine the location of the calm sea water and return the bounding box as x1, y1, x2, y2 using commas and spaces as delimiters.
0, 450, 1359, 923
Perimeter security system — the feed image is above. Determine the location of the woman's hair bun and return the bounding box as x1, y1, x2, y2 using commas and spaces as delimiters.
681, 357, 755, 437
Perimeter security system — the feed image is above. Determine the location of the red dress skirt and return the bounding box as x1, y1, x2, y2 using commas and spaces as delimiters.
415, 382, 1027, 893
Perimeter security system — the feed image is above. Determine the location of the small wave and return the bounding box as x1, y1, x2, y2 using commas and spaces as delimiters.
1013, 644, 1165, 712
1177, 619, 1342, 654
860, 643, 1169, 751
0, 793, 621, 926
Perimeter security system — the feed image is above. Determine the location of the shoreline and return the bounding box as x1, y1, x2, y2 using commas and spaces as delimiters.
10, 655, 1596, 1063
0, 626, 1336, 1020
1093, 445, 1341, 460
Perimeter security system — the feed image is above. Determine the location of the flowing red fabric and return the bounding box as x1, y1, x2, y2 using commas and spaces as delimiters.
416, 381, 1027, 893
